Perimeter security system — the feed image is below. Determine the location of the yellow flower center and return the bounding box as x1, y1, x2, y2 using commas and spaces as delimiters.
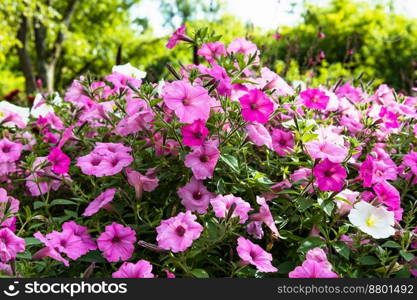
366, 214, 377, 227
0, 111, 4, 118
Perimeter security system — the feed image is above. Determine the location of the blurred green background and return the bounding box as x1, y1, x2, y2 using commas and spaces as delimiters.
1, 0, 416, 98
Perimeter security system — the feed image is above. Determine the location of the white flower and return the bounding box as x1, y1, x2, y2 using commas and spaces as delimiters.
348, 201, 395, 239
0, 100, 30, 128
30, 93, 54, 118
112, 63, 147, 79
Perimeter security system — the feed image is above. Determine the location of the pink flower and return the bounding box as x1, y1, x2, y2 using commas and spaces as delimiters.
245, 123, 273, 149
306, 140, 348, 163
236, 237, 277, 273
403, 151, 417, 176
227, 38, 258, 58
33, 232, 70, 266
359, 154, 397, 187
210, 194, 252, 224
249, 196, 279, 237
313, 159, 347, 192
0, 138, 23, 163
373, 181, 401, 210
82, 188, 117, 217
112, 260, 154, 278
166, 24, 192, 49
239, 89, 274, 124
162, 80, 211, 124
184, 139, 220, 180
379, 107, 399, 128
289, 260, 338, 278
156, 211, 203, 253
300, 88, 329, 110
0, 228, 25, 263
271, 128, 294, 155
97, 223, 137, 262
177, 176, 213, 214
197, 42, 226, 63
181, 119, 209, 147
76, 152, 111, 177
47, 147, 71, 174
125, 168, 159, 199
62, 221, 97, 251
336, 82, 363, 103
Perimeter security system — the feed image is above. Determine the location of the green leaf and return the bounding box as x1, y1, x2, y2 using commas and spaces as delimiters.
333, 241, 350, 260
301, 133, 318, 143
78, 250, 107, 263
400, 250, 415, 262
150, 97, 163, 107
50, 199, 77, 206
191, 269, 209, 278
33, 201, 45, 210
381, 241, 401, 248
297, 237, 326, 254
220, 154, 239, 173
358, 255, 379, 265
24, 237, 42, 246
296, 197, 314, 211
16, 251, 32, 260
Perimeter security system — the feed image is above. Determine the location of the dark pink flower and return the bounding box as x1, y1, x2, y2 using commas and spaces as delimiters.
97, 222, 137, 262
0, 228, 25, 263
239, 89, 274, 124
156, 211, 203, 253
403, 151, 417, 176
112, 260, 154, 278
166, 25, 192, 49
300, 88, 329, 110
236, 237, 277, 273
82, 188, 116, 217
373, 181, 401, 211
0, 138, 23, 163
313, 159, 347, 192
184, 139, 220, 180
181, 120, 209, 147
177, 176, 213, 214
62, 221, 97, 251
47, 147, 71, 174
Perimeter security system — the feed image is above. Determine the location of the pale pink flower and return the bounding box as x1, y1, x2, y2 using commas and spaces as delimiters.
177, 176, 213, 214
184, 139, 220, 180
249, 196, 279, 237
210, 194, 252, 224
271, 128, 294, 156
112, 260, 154, 278
245, 123, 273, 149
82, 188, 117, 217
0, 138, 23, 163
0, 228, 25, 263
97, 223, 137, 262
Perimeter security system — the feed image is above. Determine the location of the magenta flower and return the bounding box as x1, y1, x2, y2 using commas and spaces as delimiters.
210, 194, 252, 224
47, 147, 71, 174
112, 260, 154, 278
271, 128, 294, 156
62, 221, 97, 251
0, 228, 25, 263
373, 181, 401, 210
197, 41, 226, 63
181, 119, 209, 147
249, 196, 279, 237
177, 176, 213, 214
184, 139, 220, 180
162, 80, 211, 124
239, 89, 274, 124
82, 188, 117, 217
156, 211, 203, 253
313, 159, 347, 192
300, 88, 329, 110
289, 259, 338, 278
166, 24, 192, 49
236, 237, 277, 273
0, 138, 23, 163
97, 222, 137, 262
207, 63, 232, 96
245, 123, 273, 149
359, 154, 397, 188
403, 151, 417, 176
33, 232, 70, 266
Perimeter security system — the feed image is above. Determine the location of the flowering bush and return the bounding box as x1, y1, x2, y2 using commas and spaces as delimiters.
1, 25, 417, 278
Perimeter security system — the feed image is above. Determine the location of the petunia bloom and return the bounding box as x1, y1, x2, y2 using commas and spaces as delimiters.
289, 259, 338, 278
97, 223, 137, 262
184, 139, 220, 180
112, 260, 154, 278
0, 228, 25, 263
313, 159, 347, 192
249, 196, 279, 237
166, 25, 192, 49
177, 177, 213, 214
300, 88, 329, 110
236, 237, 277, 273
156, 211, 203, 253
271, 128, 294, 156
83, 188, 117, 217
47, 147, 71, 174
181, 119, 209, 147
239, 89, 274, 124
197, 42, 226, 63
0, 138, 23, 163
210, 194, 252, 224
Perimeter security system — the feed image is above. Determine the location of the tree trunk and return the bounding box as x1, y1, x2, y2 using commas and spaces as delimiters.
17, 15, 37, 94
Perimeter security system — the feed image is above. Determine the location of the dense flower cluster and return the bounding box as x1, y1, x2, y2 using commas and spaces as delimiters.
0, 25, 417, 278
